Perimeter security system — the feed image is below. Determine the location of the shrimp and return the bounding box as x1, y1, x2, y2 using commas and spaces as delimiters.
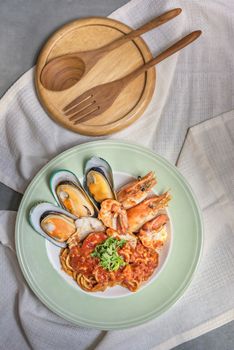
138, 214, 168, 250
98, 199, 128, 233
127, 192, 171, 232
117, 172, 157, 209
106, 228, 137, 249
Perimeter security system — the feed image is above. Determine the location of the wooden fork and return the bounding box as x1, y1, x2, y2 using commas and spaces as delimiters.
63, 31, 202, 125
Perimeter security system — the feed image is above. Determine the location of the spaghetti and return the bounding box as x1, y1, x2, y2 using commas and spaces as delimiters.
60, 232, 159, 292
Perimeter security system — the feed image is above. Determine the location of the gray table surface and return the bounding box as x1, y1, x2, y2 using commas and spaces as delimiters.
0, 1, 233, 349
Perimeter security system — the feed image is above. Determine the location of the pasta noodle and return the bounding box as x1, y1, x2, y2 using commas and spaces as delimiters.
60, 232, 159, 292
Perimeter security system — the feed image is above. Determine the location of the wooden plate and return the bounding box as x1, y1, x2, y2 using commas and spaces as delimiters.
35, 17, 156, 136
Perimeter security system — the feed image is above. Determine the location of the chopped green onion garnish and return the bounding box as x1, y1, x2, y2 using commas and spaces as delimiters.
91, 237, 126, 271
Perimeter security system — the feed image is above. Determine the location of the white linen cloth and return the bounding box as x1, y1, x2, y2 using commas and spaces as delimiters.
1, 111, 233, 350
0, 0, 234, 349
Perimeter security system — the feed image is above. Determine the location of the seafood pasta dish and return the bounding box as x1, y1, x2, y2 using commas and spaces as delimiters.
29, 157, 171, 293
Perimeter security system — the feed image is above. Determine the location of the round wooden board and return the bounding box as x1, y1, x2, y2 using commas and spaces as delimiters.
35, 17, 156, 136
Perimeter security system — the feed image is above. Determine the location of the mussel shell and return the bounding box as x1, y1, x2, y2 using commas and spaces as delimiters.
29, 202, 77, 248
56, 181, 96, 217
84, 156, 116, 205
84, 156, 115, 188
50, 169, 97, 217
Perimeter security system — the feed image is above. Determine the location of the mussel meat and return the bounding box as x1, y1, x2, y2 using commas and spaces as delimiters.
50, 170, 96, 217
41, 212, 76, 242
84, 156, 116, 205
29, 202, 77, 247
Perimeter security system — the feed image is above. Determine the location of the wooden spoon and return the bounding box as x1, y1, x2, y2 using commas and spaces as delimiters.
63, 30, 202, 125
40, 8, 182, 91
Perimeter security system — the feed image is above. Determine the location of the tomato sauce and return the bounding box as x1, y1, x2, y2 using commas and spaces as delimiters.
69, 232, 107, 275
69, 233, 158, 292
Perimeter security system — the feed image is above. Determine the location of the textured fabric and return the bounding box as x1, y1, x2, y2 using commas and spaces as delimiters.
0, 0, 234, 349
1, 111, 233, 350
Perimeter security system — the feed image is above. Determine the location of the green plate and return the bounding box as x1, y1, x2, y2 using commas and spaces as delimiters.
15, 140, 203, 329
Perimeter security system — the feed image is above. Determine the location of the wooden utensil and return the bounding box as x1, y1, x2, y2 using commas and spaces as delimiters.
35, 17, 156, 136
63, 30, 202, 125
40, 8, 182, 91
